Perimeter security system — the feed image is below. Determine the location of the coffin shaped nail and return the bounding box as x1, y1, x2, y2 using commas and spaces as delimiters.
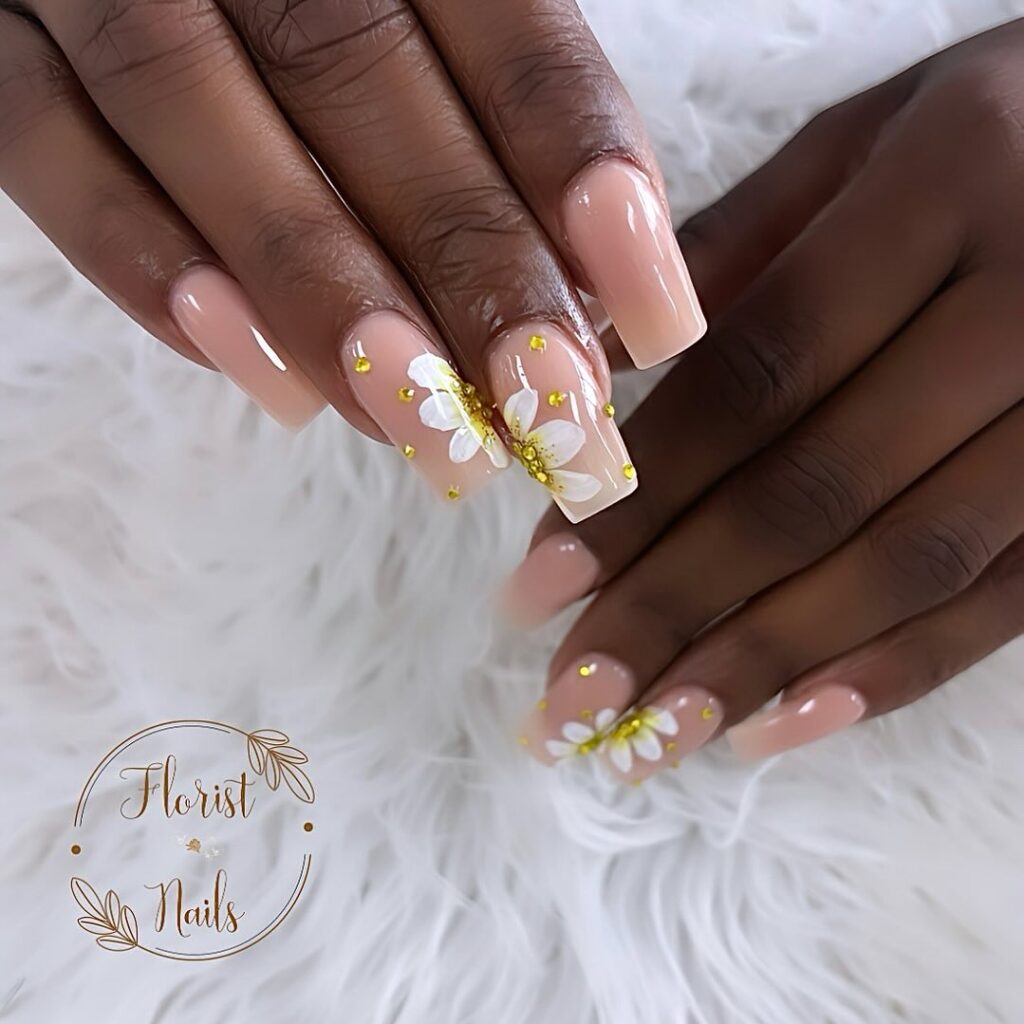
500, 533, 600, 628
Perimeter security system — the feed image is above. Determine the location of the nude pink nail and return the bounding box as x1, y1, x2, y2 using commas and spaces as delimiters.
563, 159, 706, 369
727, 684, 867, 760
520, 653, 634, 766
487, 322, 637, 523
342, 312, 507, 503
168, 265, 325, 431
602, 687, 723, 782
500, 533, 600, 628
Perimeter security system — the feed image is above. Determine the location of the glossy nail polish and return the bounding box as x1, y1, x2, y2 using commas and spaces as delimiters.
168, 265, 325, 431
564, 159, 706, 369
500, 534, 600, 628
486, 322, 637, 523
343, 312, 508, 503
603, 687, 723, 782
727, 684, 867, 760
520, 653, 634, 766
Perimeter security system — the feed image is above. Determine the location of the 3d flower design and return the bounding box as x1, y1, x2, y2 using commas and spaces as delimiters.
409, 353, 509, 468
502, 388, 601, 503
606, 707, 678, 774
545, 708, 617, 759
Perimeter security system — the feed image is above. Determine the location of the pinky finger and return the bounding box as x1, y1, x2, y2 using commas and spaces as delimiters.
728, 534, 1024, 760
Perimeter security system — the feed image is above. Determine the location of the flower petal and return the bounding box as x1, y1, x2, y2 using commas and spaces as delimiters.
502, 388, 538, 438
608, 741, 633, 774
647, 707, 678, 736
562, 721, 595, 744
549, 470, 602, 503
594, 708, 618, 732
545, 740, 575, 759
448, 426, 482, 464
419, 392, 463, 432
483, 434, 510, 469
632, 728, 663, 762
530, 419, 586, 468
408, 352, 454, 389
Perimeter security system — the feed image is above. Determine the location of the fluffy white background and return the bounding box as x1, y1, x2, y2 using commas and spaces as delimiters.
2, 1, 1024, 1021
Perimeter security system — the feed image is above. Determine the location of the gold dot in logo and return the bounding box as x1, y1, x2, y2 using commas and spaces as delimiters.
71, 844, 82, 855
303, 822, 314, 833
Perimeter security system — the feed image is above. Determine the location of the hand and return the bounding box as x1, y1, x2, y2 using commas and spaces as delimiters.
0, 0, 705, 519
505, 20, 1024, 778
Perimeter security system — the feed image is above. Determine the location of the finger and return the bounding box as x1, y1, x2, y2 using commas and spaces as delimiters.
0, 10, 213, 368
224, 0, 636, 520
503, 106, 967, 624
410, 0, 703, 369
541, 269, 1022, 662
729, 532, 1024, 759
619, 403, 1024, 780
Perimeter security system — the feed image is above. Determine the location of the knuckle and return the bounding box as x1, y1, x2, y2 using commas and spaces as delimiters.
704, 310, 821, 428
234, 0, 412, 79
728, 431, 886, 556
66, 0, 231, 103
869, 505, 996, 609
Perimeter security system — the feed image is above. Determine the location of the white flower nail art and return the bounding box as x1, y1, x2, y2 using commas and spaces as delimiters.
409, 353, 509, 469
502, 388, 602, 503
606, 707, 678, 774
545, 708, 617, 760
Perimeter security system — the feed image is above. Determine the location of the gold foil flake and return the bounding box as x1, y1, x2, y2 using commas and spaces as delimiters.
666, 741, 677, 752
397, 386, 415, 402
622, 463, 636, 480
402, 445, 416, 459
547, 390, 568, 408
701, 706, 715, 721
602, 403, 615, 418
353, 355, 371, 374
517, 736, 530, 747
446, 486, 461, 501
580, 709, 594, 720
578, 663, 594, 678
536, 698, 548, 711
529, 335, 547, 352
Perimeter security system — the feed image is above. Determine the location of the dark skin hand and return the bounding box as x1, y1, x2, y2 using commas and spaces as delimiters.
509, 20, 1024, 779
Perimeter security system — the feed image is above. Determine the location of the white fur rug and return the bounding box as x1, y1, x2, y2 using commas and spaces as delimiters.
3, 2, 1024, 1022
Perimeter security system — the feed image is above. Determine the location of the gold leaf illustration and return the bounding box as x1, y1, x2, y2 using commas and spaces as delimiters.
246, 736, 266, 775
119, 905, 139, 945
77, 916, 112, 936
104, 889, 121, 927
250, 729, 289, 746
271, 745, 308, 765
96, 934, 135, 952
278, 760, 315, 804
71, 877, 105, 919
265, 750, 282, 791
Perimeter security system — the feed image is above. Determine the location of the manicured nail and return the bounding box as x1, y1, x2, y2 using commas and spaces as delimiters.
500, 534, 600, 628
343, 312, 508, 503
563, 159, 706, 369
486, 322, 637, 523
727, 684, 867, 760
168, 265, 325, 431
603, 688, 723, 782
520, 653, 634, 765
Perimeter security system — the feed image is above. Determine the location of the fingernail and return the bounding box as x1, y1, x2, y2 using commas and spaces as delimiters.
563, 159, 706, 369
486, 322, 638, 523
168, 265, 325, 431
603, 688, 722, 782
343, 312, 508, 504
499, 533, 600, 628
520, 653, 634, 766
727, 684, 867, 760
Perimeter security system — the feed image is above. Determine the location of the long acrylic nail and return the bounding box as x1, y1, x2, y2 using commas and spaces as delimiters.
603, 687, 722, 782
168, 265, 325, 431
486, 322, 637, 523
343, 312, 508, 504
521, 653, 634, 766
500, 533, 600, 628
563, 159, 707, 369
727, 684, 867, 760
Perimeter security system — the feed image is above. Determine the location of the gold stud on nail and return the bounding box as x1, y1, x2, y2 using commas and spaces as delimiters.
517, 736, 529, 746
447, 486, 461, 501
670, 760, 681, 769
547, 390, 567, 408
536, 698, 548, 711
701, 706, 714, 721
529, 335, 546, 352
666, 741, 677, 752
354, 355, 371, 374
622, 463, 636, 481
602, 402, 615, 418
397, 386, 415, 402
402, 444, 416, 459
578, 663, 595, 678
580, 709, 593, 720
